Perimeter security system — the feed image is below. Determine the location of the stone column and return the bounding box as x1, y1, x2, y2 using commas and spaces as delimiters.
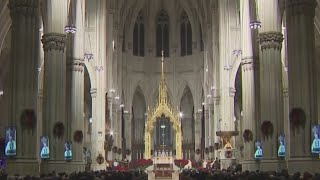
194, 111, 202, 161
213, 95, 221, 158
240, 0, 256, 170
257, 0, 284, 170
66, 0, 85, 171
6, 0, 40, 176
41, 32, 67, 173
286, 0, 319, 173
218, 0, 235, 136
124, 112, 132, 160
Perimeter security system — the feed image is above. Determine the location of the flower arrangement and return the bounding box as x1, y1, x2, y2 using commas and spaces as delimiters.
112, 146, 118, 153
174, 159, 189, 168
290, 108, 306, 129
53, 122, 65, 139
205, 147, 209, 154
209, 146, 214, 153
261, 121, 273, 138
96, 154, 104, 164
73, 130, 83, 143
243, 129, 253, 142
129, 159, 153, 169
195, 149, 200, 155
117, 148, 122, 155
20, 109, 36, 130
126, 149, 131, 155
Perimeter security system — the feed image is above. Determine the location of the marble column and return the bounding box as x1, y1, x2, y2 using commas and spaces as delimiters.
6, 0, 40, 176
66, 0, 85, 171
218, 0, 235, 135
240, 0, 256, 170
257, 0, 284, 170
286, 0, 320, 173
41, 32, 67, 172
124, 112, 132, 160
194, 111, 202, 161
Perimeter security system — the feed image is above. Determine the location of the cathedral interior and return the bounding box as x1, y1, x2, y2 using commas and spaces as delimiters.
0, 0, 320, 178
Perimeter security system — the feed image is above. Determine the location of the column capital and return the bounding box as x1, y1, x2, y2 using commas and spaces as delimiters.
68, 58, 85, 72
241, 57, 255, 71
258, 32, 283, 51
286, 0, 317, 17
9, 0, 39, 17
229, 87, 236, 97
42, 33, 66, 52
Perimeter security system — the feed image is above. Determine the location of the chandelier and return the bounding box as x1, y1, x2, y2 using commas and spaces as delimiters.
249, 20, 261, 29
250, 0, 261, 29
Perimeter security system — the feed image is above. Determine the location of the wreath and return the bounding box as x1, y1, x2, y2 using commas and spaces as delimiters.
209, 146, 214, 153
96, 154, 104, 164
290, 108, 306, 129
126, 149, 131, 155
214, 142, 220, 150
261, 121, 273, 138
20, 109, 36, 130
73, 130, 83, 143
205, 147, 209, 154
243, 129, 253, 142
112, 146, 118, 153
117, 148, 122, 155
196, 149, 200, 155
53, 122, 65, 139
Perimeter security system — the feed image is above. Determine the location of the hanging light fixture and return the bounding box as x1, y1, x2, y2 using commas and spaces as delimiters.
84, 35, 94, 61
65, 0, 77, 34
249, 0, 261, 29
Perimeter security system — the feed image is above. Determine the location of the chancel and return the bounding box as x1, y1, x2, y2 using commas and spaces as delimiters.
1, 0, 320, 179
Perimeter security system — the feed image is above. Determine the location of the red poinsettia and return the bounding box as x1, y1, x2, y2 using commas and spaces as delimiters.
243, 129, 253, 142
174, 159, 189, 168
129, 159, 153, 169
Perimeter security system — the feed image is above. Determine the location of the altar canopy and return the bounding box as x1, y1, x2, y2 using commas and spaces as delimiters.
144, 52, 182, 159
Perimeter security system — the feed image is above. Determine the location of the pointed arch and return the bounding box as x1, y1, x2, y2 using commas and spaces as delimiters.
133, 11, 145, 56
132, 86, 147, 160
180, 85, 195, 159
180, 10, 192, 56
156, 9, 169, 57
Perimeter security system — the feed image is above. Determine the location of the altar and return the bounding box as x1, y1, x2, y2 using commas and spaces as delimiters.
154, 156, 174, 165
